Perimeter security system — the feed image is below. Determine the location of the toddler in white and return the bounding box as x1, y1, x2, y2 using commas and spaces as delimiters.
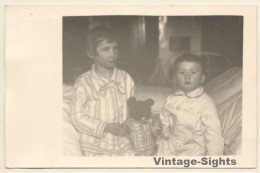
158, 53, 224, 156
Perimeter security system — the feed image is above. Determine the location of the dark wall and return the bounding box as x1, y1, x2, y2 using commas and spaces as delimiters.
63, 16, 243, 85
63, 17, 92, 85
201, 16, 243, 66
144, 17, 159, 82
63, 16, 159, 85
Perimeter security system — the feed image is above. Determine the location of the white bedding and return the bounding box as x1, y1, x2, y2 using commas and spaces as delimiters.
205, 67, 242, 155
63, 67, 242, 156
63, 85, 82, 156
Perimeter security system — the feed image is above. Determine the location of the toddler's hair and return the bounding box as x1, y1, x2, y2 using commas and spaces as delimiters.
173, 53, 206, 74
86, 26, 117, 57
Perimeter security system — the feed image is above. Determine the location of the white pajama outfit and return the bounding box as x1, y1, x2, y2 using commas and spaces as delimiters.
158, 87, 224, 156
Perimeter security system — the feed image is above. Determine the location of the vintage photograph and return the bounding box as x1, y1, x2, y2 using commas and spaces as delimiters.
62, 16, 243, 157
5, 5, 257, 168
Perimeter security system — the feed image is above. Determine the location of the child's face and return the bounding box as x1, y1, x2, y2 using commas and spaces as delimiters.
175, 61, 205, 93
93, 39, 118, 69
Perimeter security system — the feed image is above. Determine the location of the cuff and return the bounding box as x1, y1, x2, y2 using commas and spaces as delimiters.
95, 121, 107, 138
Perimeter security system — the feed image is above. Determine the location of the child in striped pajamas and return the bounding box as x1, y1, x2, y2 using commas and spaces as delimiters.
158, 53, 224, 156
71, 26, 135, 156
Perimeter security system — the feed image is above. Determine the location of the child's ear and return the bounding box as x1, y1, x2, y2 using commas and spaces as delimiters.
201, 74, 206, 84
145, 98, 154, 106
86, 51, 94, 59
127, 97, 136, 107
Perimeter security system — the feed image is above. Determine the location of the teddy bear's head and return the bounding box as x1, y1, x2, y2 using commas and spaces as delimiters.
127, 97, 154, 121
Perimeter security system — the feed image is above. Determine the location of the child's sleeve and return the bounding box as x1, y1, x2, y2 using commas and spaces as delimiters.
125, 118, 132, 130
70, 84, 107, 139
201, 101, 224, 155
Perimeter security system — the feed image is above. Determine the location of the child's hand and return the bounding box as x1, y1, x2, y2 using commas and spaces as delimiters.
151, 114, 163, 137
153, 129, 162, 137
151, 114, 162, 125
104, 123, 130, 136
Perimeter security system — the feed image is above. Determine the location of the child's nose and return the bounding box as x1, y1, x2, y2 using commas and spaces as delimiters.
185, 73, 191, 79
109, 49, 115, 57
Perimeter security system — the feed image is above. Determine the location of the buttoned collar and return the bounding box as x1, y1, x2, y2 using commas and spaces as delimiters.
174, 86, 204, 98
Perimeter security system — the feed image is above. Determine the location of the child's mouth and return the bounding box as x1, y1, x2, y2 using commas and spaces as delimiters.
107, 60, 116, 64
107, 59, 116, 63
184, 81, 191, 85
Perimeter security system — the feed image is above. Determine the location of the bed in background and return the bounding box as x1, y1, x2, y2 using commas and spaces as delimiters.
63, 67, 242, 156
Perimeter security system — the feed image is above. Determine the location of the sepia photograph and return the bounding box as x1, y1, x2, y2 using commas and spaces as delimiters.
63, 15, 243, 157
4, 5, 257, 168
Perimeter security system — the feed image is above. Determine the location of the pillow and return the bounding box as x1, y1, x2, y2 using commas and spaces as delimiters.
63, 85, 82, 156
204, 67, 242, 155
204, 67, 242, 105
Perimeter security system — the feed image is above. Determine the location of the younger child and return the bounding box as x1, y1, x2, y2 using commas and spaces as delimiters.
157, 53, 224, 156
70, 26, 135, 156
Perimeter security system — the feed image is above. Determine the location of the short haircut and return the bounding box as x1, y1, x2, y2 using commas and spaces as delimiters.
173, 53, 206, 74
86, 26, 117, 56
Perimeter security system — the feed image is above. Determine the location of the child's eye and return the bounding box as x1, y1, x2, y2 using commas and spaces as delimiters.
191, 71, 196, 74
113, 47, 118, 52
103, 47, 110, 51
179, 71, 185, 75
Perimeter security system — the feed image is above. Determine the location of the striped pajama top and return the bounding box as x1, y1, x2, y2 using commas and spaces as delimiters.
159, 87, 224, 156
71, 65, 135, 155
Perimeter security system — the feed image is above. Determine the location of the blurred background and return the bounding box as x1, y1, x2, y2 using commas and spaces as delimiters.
63, 16, 243, 86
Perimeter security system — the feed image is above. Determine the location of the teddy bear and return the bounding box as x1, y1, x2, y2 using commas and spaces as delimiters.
125, 97, 162, 156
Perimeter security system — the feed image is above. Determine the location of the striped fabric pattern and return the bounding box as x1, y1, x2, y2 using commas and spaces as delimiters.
71, 65, 135, 155
126, 118, 155, 153
159, 87, 224, 156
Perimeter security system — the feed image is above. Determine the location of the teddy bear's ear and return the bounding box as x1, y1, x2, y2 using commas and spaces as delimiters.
145, 98, 154, 106
127, 97, 136, 106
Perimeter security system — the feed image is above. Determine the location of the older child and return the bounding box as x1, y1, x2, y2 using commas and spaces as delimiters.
158, 53, 224, 156
70, 26, 135, 156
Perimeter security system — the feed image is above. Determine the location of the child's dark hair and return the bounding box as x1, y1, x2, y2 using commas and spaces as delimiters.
173, 53, 206, 74
86, 26, 117, 57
